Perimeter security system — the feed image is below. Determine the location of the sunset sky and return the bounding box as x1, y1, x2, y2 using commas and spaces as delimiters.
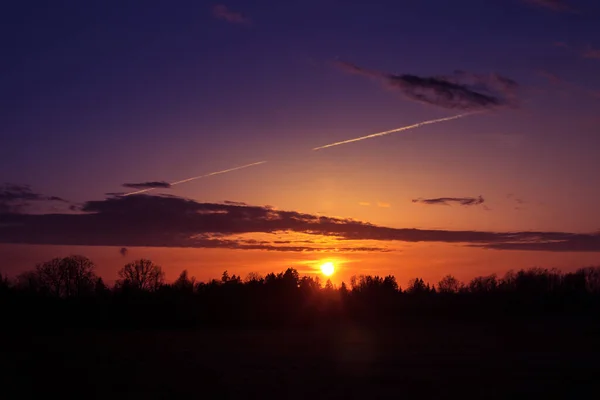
2, 0, 600, 285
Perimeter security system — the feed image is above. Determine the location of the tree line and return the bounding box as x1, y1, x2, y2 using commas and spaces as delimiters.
2, 255, 600, 329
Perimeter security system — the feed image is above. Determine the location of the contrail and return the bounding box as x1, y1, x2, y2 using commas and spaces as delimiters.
123, 161, 267, 196
121, 114, 475, 195
312, 113, 476, 151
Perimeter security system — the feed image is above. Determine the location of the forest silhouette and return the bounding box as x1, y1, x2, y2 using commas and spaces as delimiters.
4, 255, 600, 329
3, 255, 600, 398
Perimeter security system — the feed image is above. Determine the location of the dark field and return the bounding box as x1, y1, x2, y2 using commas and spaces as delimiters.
2, 318, 599, 399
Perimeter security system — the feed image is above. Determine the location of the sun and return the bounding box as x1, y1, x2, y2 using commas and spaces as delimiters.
320, 262, 335, 276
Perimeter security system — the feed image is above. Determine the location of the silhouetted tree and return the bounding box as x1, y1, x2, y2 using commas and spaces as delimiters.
406, 278, 430, 295
117, 259, 165, 292
172, 270, 196, 293
94, 277, 110, 297
282, 268, 300, 288
299, 276, 321, 293
16, 270, 43, 294
468, 274, 498, 294
437, 275, 461, 294
339, 282, 348, 296
244, 272, 264, 284
0, 273, 11, 295
325, 279, 334, 291
383, 275, 399, 292
221, 270, 241, 285
30, 255, 97, 298
578, 266, 600, 293
5, 256, 600, 330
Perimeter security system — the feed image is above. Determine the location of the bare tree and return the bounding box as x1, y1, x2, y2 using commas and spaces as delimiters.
117, 259, 165, 291
32, 255, 97, 297
244, 272, 263, 283
437, 275, 461, 294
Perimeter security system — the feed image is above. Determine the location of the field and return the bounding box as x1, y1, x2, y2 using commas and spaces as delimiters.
2, 318, 599, 399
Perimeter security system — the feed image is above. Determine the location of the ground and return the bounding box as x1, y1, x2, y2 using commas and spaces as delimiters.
1, 318, 599, 399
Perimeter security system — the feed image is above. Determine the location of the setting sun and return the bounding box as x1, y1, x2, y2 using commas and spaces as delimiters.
320, 262, 335, 276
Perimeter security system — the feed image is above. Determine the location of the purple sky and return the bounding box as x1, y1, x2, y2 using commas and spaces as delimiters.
1, 0, 600, 283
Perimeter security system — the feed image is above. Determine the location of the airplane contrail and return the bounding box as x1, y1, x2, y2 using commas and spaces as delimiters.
123, 161, 267, 196
312, 112, 477, 151
121, 113, 475, 195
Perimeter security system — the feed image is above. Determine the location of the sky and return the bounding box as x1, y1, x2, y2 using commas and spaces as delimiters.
2, 0, 600, 286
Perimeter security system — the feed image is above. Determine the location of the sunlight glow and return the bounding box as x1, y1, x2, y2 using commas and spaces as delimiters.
320, 262, 335, 276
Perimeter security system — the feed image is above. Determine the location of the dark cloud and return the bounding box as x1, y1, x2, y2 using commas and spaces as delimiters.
412, 196, 484, 206
122, 181, 171, 190
212, 4, 251, 25
507, 194, 528, 211
334, 61, 518, 110
524, 0, 574, 12
0, 184, 67, 213
119, 247, 128, 257
0, 194, 599, 252
223, 200, 249, 206
187, 235, 387, 253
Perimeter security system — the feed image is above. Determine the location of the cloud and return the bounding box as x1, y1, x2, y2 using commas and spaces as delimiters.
122, 181, 171, 190
0, 184, 67, 213
412, 196, 484, 206
223, 200, 249, 206
377, 202, 391, 208
1, 194, 599, 252
212, 4, 251, 25
119, 247, 128, 257
334, 60, 518, 110
524, 0, 574, 12
537, 69, 563, 85
536, 69, 600, 101
583, 47, 600, 60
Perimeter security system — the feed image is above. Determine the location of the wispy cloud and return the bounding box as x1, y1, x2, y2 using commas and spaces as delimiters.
334, 60, 518, 111
1, 194, 599, 252
507, 194, 529, 211
537, 69, 600, 100
122, 181, 171, 190
412, 196, 485, 206
524, 0, 574, 12
0, 183, 67, 213
536, 69, 563, 85
212, 4, 251, 25
377, 202, 391, 208
583, 47, 600, 60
